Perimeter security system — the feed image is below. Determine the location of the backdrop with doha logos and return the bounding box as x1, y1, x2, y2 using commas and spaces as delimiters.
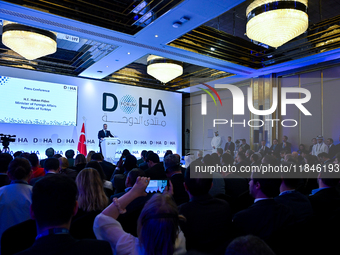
0, 67, 182, 159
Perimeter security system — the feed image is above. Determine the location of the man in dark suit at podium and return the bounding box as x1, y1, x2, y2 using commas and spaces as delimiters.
98, 124, 114, 152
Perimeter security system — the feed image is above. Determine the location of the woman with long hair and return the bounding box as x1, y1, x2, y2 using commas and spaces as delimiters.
94, 177, 186, 254
71, 168, 109, 239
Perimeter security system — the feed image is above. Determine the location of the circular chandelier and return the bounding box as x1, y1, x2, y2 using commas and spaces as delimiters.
246, 0, 308, 48
147, 55, 183, 84
2, 21, 57, 60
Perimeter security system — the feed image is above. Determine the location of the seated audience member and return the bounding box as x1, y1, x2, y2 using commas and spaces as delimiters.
297, 144, 306, 156
0, 158, 33, 249
15, 175, 112, 255
72, 154, 87, 173
111, 168, 145, 199
202, 154, 225, 197
144, 152, 167, 180
137, 150, 147, 166
308, 170, 340, 218
29, 158, 60, 186
85, 161, 113, 198
91, 153, 115, 181
225, 235, 275, 255
70, 168, 109, 239
0, 153, 12, 187
232, 170, 294, 241
274, 163, 313, 223
327, 138, 337, 159
139, 150, 152, 171
270, 139, 280, 159
261, 155, 278, 166
13, 151, 23, 158
112, 154, 138, 194
317, 152, 333, 165
250, 153, 260, 166
86, 151, 96, 163
93, 177, 186, 254
65, 149, 75, 167
114, 149, 131, 172
221, 153, 249, 206
28, 153, 45, 181
164, 154, 189, 206
39, 147, 55, 168
164, 150, 173, 160
284, 154, 298, 165
234, 152, 250, 178
258, 140, 270, 157
244, 150, 253, 165
59, 157, 78, 181
279, 150, 287, 162
179, 165, 232, 254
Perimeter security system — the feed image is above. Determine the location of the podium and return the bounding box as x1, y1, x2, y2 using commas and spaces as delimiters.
101, 137, 118, 163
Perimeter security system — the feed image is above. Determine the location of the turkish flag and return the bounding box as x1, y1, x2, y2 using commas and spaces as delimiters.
77, 122, 87, 156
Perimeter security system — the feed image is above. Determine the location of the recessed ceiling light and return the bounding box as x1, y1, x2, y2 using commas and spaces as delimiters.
127, 52, 130, 54
155, 35, 158, 37
106, 65, 109, 68
210, 47, 215, 51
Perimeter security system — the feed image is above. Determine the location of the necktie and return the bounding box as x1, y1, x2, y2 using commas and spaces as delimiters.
104, 130, 107, 136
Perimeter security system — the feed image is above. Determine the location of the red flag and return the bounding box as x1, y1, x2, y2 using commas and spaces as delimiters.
77, 123, 87, 156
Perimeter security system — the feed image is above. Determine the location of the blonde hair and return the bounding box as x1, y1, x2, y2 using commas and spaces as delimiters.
75, 168, 108, 212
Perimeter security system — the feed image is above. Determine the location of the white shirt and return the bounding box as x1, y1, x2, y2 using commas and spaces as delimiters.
211, 136, 222, 153
94, 213, 186, 255
312, 142, 329, 156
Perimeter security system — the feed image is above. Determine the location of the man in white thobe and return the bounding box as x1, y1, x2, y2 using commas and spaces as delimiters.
211, 131, 222, 153
312, 135, 329, 156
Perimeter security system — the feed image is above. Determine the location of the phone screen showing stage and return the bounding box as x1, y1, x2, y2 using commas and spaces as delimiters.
145, 180, 168, 193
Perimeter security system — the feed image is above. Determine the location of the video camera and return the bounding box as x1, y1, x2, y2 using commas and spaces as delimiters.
0, 134, 16, 150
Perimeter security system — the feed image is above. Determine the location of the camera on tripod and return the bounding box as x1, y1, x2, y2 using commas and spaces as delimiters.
0, 134, 16, 152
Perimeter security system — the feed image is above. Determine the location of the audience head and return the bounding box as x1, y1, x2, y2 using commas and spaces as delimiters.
283, 136, 288, 142
237, 152, 246, 163
13, 151, 23, 158
197, 150, 203, 158
284, 154, 297, 164
210, 153, 220, 165
75, 168, 108, 212
251, 153, 259, 163
45, 147, 55, 158
249, 170, 281, 198
202, 154, 213, 166
58, 157, 69, 170
311, 137, 317, 145
141, 150, 148, 161
164, 154, 181, 176
91, 153, 104, 161
318, 152, 330, 163
65, 149, 75, 159
298, 144, 305, 151
216, 148, 223, 156
31, 175, 77, 230
280, 162, 300, 190
225, 235, 275, 255
44, 157, 60, 172
126, 168, 145, 188
85, 160, 106, 181
245, 150, 253, 158
273, 139, 278, 145
222, 153, 234, 166
318, 169, 340, 188
19, 152, 30, 160
122, 154, 138, 172
147, 152, 160, 168
228, 136, 232, 142
28, 153, 39, 168
86, 151, 96, 163
326, 138, 334, 146
122, 149, 131, 158
184, 166, 212, 196
74, 154, 86, 165
261, 155, 278, 165
53, 154, 62, 159
242, 139, 247, 145
164, 150, 173, 159
137, 193, 181, 255
316, 135, 323, 144
7, 157, 32, 181
0, 153, 13, 173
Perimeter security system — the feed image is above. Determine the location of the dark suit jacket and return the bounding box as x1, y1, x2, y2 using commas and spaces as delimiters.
270, 144, 281, 158
274, 190, 313, 223
99, 161, 115, 181
29, 173, 55, 186
170, 173, 189, 206
15, 233, 112, 255
179, 194, 232, 254
328, 144, 338, 159
232, 199, 294, 241
0, 174, 10, 188
70, 209, 102, 240
97, 130, 114, 140
224, 142, 235, 156
279, 142, 292, 153
258, 146, 270, 157
241, 144, 250, 152
308, 187, 340, 218
144, 163, 166, 180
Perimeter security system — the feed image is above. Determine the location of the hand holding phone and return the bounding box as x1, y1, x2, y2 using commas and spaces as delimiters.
145, 180, 168, 193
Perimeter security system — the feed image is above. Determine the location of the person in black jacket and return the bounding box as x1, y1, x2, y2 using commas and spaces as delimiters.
164, 154, 189, 206
15, 175, 112, 255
